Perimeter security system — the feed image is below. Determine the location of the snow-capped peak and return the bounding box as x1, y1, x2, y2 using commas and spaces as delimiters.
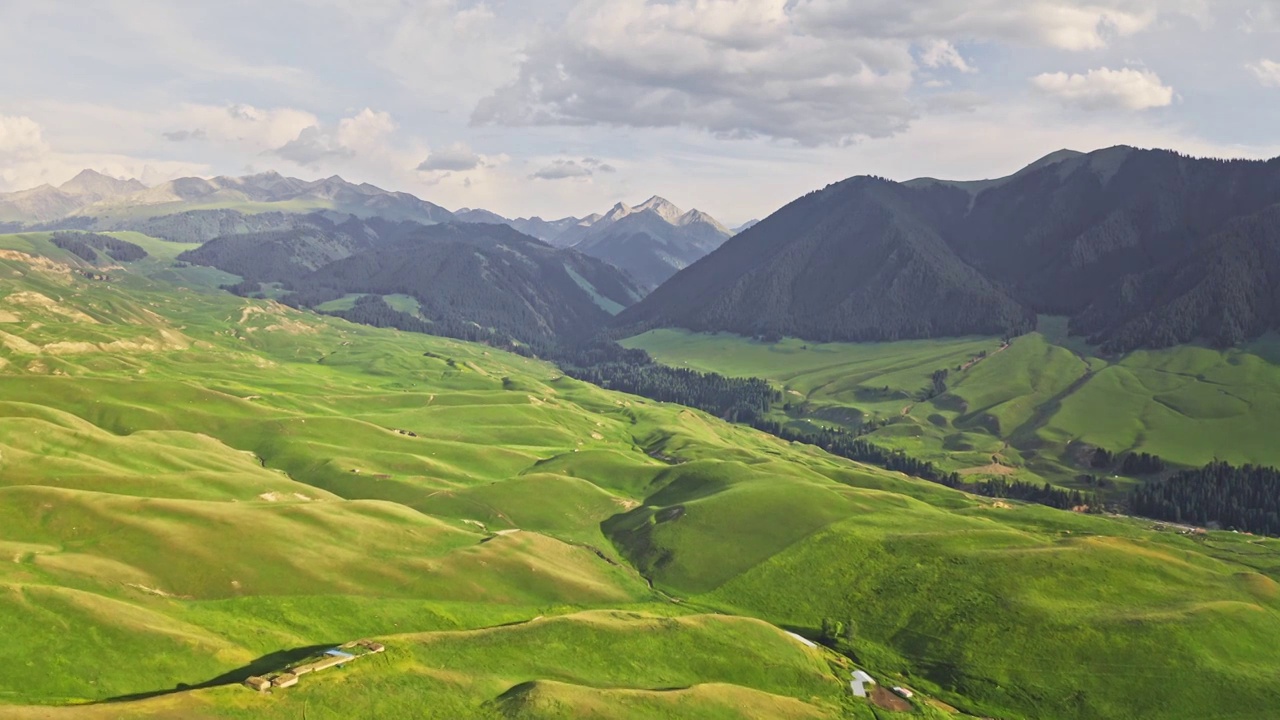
602, 202, 634, 223
634, 196, 685, 224
675, 208, 730, 234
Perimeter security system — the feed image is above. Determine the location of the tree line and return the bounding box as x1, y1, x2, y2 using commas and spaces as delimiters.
1131, 461, 1280, 536
1092, 448, 1166, 475
50, 232, 148, 263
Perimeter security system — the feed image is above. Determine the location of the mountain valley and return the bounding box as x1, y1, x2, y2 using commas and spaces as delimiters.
6, 148, 1280, 720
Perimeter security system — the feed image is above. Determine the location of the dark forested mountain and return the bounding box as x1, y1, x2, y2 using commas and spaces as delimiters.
177, 214, 386, 284
179, 216, 641, 345
620, 147, 1280, 351
291, 223, 641, 344
617, 177, 1035, 342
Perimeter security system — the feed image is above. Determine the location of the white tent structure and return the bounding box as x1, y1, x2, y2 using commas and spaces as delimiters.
850, 670, 875, 697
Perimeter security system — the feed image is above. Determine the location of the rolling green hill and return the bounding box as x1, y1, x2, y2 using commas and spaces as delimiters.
3, 233, 1280, 719
623, 326, 1280, 492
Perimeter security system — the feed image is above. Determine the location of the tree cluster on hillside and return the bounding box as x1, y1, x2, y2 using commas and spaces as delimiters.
1122, 452, 1166, 476
1091, 448, 1115, 469
922, 369, 949, 400
1090, 448, 1165, 475
751, 418, 961, 486
968, 478, 1099, 511
50, 232, 147, 262
557, 341, 776, 422
1131, 461, 1280, 536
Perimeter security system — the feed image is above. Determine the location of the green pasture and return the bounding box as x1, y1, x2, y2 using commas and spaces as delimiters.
2, 234, 1279, 719
625, 326, 1280, 489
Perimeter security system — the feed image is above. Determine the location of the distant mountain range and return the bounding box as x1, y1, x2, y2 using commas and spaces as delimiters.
3, 170, 734, 292
620, 147, 1280, 352
0, 169, 454, 226
458, 196, 732, 290
0, 169, 146, 223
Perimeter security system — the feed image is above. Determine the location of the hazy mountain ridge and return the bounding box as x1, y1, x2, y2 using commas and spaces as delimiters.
5, 170, 732, 292
459, 196, 734, 292
0, 169, 146, 223
0, 169, 456, 226
178, 214, 641, 345
621, 147, 1280, 351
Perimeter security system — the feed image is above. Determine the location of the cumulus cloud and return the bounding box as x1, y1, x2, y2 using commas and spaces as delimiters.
270, 108, 396, 166
1247, 59, 1280, 87
162, 104, 319, 153
582, 157, 617, 173
919, 39, 974, 73
475, 0, 919, 145
0, 113, 204, 191
273, 126, 355, 165
472, 0, 1192, 145
0, 114, 50, 164
1031, 67, 1174, 110
530, 159, 608, 180
418, 142, 482, 172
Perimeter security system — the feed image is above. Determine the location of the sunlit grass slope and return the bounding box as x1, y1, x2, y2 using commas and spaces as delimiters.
2, 235, 1279, 719
625, 326, 1280, 488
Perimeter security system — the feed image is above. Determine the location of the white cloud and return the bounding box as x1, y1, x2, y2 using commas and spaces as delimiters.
271, 108, 397, 167
0, 113, 204, 191
527, 157, 616, 181
335, 109, 397, 155
919, 39, 975, 73
1032, 67, 1174, 110
0, 114, 49, 164
169, 104, 319, 152
790, 0, 1164, 51
418, 142, 483, 172
475, 0, 918, 145
1247, 59, 1280, 87
371, 1, 519, 109
472, 0, 1201, 145
1243, 4, 1280, 33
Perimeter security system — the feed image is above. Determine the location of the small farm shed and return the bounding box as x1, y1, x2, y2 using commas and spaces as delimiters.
244, 676, 271, 692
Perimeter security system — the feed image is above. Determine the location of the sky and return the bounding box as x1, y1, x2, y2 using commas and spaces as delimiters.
2, 0, 1280, 226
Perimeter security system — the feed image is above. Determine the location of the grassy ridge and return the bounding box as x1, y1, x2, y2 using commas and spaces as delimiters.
624, 327, 1280, 487
2, 236, 1280, 718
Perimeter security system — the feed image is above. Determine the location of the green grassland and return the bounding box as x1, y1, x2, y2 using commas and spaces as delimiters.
624, 327, 1280, 490
1, 237, 1279, 719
